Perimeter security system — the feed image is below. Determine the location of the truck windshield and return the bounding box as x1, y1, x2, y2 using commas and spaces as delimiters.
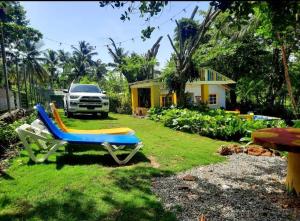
70, 85, 101, 93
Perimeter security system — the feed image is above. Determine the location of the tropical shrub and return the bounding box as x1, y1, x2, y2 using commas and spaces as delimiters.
148, 107, 286, 141
0, 113, 36, 157
293, 120, 300, 128
109, 93, 132, 114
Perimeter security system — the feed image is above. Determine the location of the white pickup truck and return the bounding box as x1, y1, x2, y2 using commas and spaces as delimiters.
63, 83, 109, 118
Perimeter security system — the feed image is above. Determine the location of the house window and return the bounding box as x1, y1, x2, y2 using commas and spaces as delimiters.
209, 94, 217, 105
161, 95, 173, 107
195, 96, 201, 103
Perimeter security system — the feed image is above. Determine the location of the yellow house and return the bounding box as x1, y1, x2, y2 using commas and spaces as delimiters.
129, 68, 235, 116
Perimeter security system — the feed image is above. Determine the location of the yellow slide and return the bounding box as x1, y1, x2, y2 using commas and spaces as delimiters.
49, 103, 134, 134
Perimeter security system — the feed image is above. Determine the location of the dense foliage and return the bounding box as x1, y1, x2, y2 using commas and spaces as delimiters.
98, 72, 131, 114
192, 5, 299, 118
0, 112, 36, 156
148, 107, 286, 141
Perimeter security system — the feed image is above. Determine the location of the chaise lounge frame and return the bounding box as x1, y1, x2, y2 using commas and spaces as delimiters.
16, 123, 143, 165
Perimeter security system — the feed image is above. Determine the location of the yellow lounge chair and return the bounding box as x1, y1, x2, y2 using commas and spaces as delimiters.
49, 103, 134, 135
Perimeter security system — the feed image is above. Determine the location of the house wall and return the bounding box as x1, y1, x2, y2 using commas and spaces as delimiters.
208, 85, 226, 109
131, 88, 138, 114
185, 84, 202, 102
185, 84, 226, 108
151, 85, 160, 107
130, 80, 228, 115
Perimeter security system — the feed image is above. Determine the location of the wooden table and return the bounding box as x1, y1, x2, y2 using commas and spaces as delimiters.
252, 127, 300, 195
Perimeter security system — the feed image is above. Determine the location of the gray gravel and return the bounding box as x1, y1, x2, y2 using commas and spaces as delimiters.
152, 154, 299, 221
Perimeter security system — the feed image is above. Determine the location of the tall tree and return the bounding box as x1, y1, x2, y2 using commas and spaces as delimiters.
0, 11, 10, 111
57, 50, 72, 88
107, 38, 129, 80
71, 41, 97, 80
107, 36, 162, 82
0, 1, 42, 110
22, 40, 48, 105
166, 6, 221, 106
93, 59, 107, 80
145, 36, 163, 79
6, 41, 23, 108
44, 49, 59, 89
213, 0, 300, 116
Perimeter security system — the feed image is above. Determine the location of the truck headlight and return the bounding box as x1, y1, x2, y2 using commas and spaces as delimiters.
70, 95, 79, 99
101, 96, 108, 100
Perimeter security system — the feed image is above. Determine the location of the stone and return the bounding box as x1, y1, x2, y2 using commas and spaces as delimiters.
247, 146, 266, 156
221, 184, 230, 190
178, 185, 190, 191
218, 144, 244, 156
182, 175, 197, 181
247, 145, 274, 157
261, 151, 273, 157
218, 145, 233, 155
186, 193, 199, 200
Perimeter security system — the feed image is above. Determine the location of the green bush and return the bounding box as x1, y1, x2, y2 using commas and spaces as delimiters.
109, 93, 132, 114
148, 107, 286, 141
0, 113, 36, 156
293, 120, 300, 128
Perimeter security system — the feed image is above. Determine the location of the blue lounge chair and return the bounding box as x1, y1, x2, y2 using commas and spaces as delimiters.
15, 104, 143, 165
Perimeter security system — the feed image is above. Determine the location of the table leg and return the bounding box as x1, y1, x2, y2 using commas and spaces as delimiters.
286, 152, 300, 195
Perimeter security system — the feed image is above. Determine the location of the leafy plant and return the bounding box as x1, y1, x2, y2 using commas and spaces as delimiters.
0, 113, 36, 157
148, 107, 286, 141
293, 120, 300, 128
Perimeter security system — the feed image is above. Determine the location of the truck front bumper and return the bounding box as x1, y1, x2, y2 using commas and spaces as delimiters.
68, 102, 109, 113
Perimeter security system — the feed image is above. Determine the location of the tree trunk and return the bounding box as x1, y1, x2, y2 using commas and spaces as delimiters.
23, 63, 29, 108
33, 80, 38, 104
50, 70, 54, 89
0, 22, 10, 112
15, 61, 21, 108
28, 71, 33, 106
277, 33, 298, 118
177, 81, 186, 107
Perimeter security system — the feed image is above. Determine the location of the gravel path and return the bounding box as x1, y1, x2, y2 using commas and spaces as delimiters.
152, 154, 300, 221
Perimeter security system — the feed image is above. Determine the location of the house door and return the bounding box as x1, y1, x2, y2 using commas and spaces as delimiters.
138, 88, 151, 108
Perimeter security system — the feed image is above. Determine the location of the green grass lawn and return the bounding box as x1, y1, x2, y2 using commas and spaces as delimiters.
0, 110, 232, 221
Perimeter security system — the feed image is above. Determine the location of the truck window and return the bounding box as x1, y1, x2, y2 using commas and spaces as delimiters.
70, 85, 101, 93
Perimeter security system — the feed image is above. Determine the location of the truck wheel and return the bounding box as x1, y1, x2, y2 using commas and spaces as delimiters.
67, 111, 73, 118
101, 112, 108, 118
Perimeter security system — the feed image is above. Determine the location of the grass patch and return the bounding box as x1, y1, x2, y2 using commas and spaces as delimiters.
0, 111, 232, 220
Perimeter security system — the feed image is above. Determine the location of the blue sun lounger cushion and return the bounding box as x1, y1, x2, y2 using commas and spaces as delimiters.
35, 104, 140, 145
15, 104, 143, 165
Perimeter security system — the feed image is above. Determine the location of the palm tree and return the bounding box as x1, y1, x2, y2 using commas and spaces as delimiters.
58, 49, 70, 63
107, 38, 128, 77
6, 42, 22, 108
93, 59, 107, 80
167, 6, 221, 106
22, 39, 48, 106
71, 41, 97, 80
44, 49, 59, 89
57, 49, 71, 88
58, 49, 71, 73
